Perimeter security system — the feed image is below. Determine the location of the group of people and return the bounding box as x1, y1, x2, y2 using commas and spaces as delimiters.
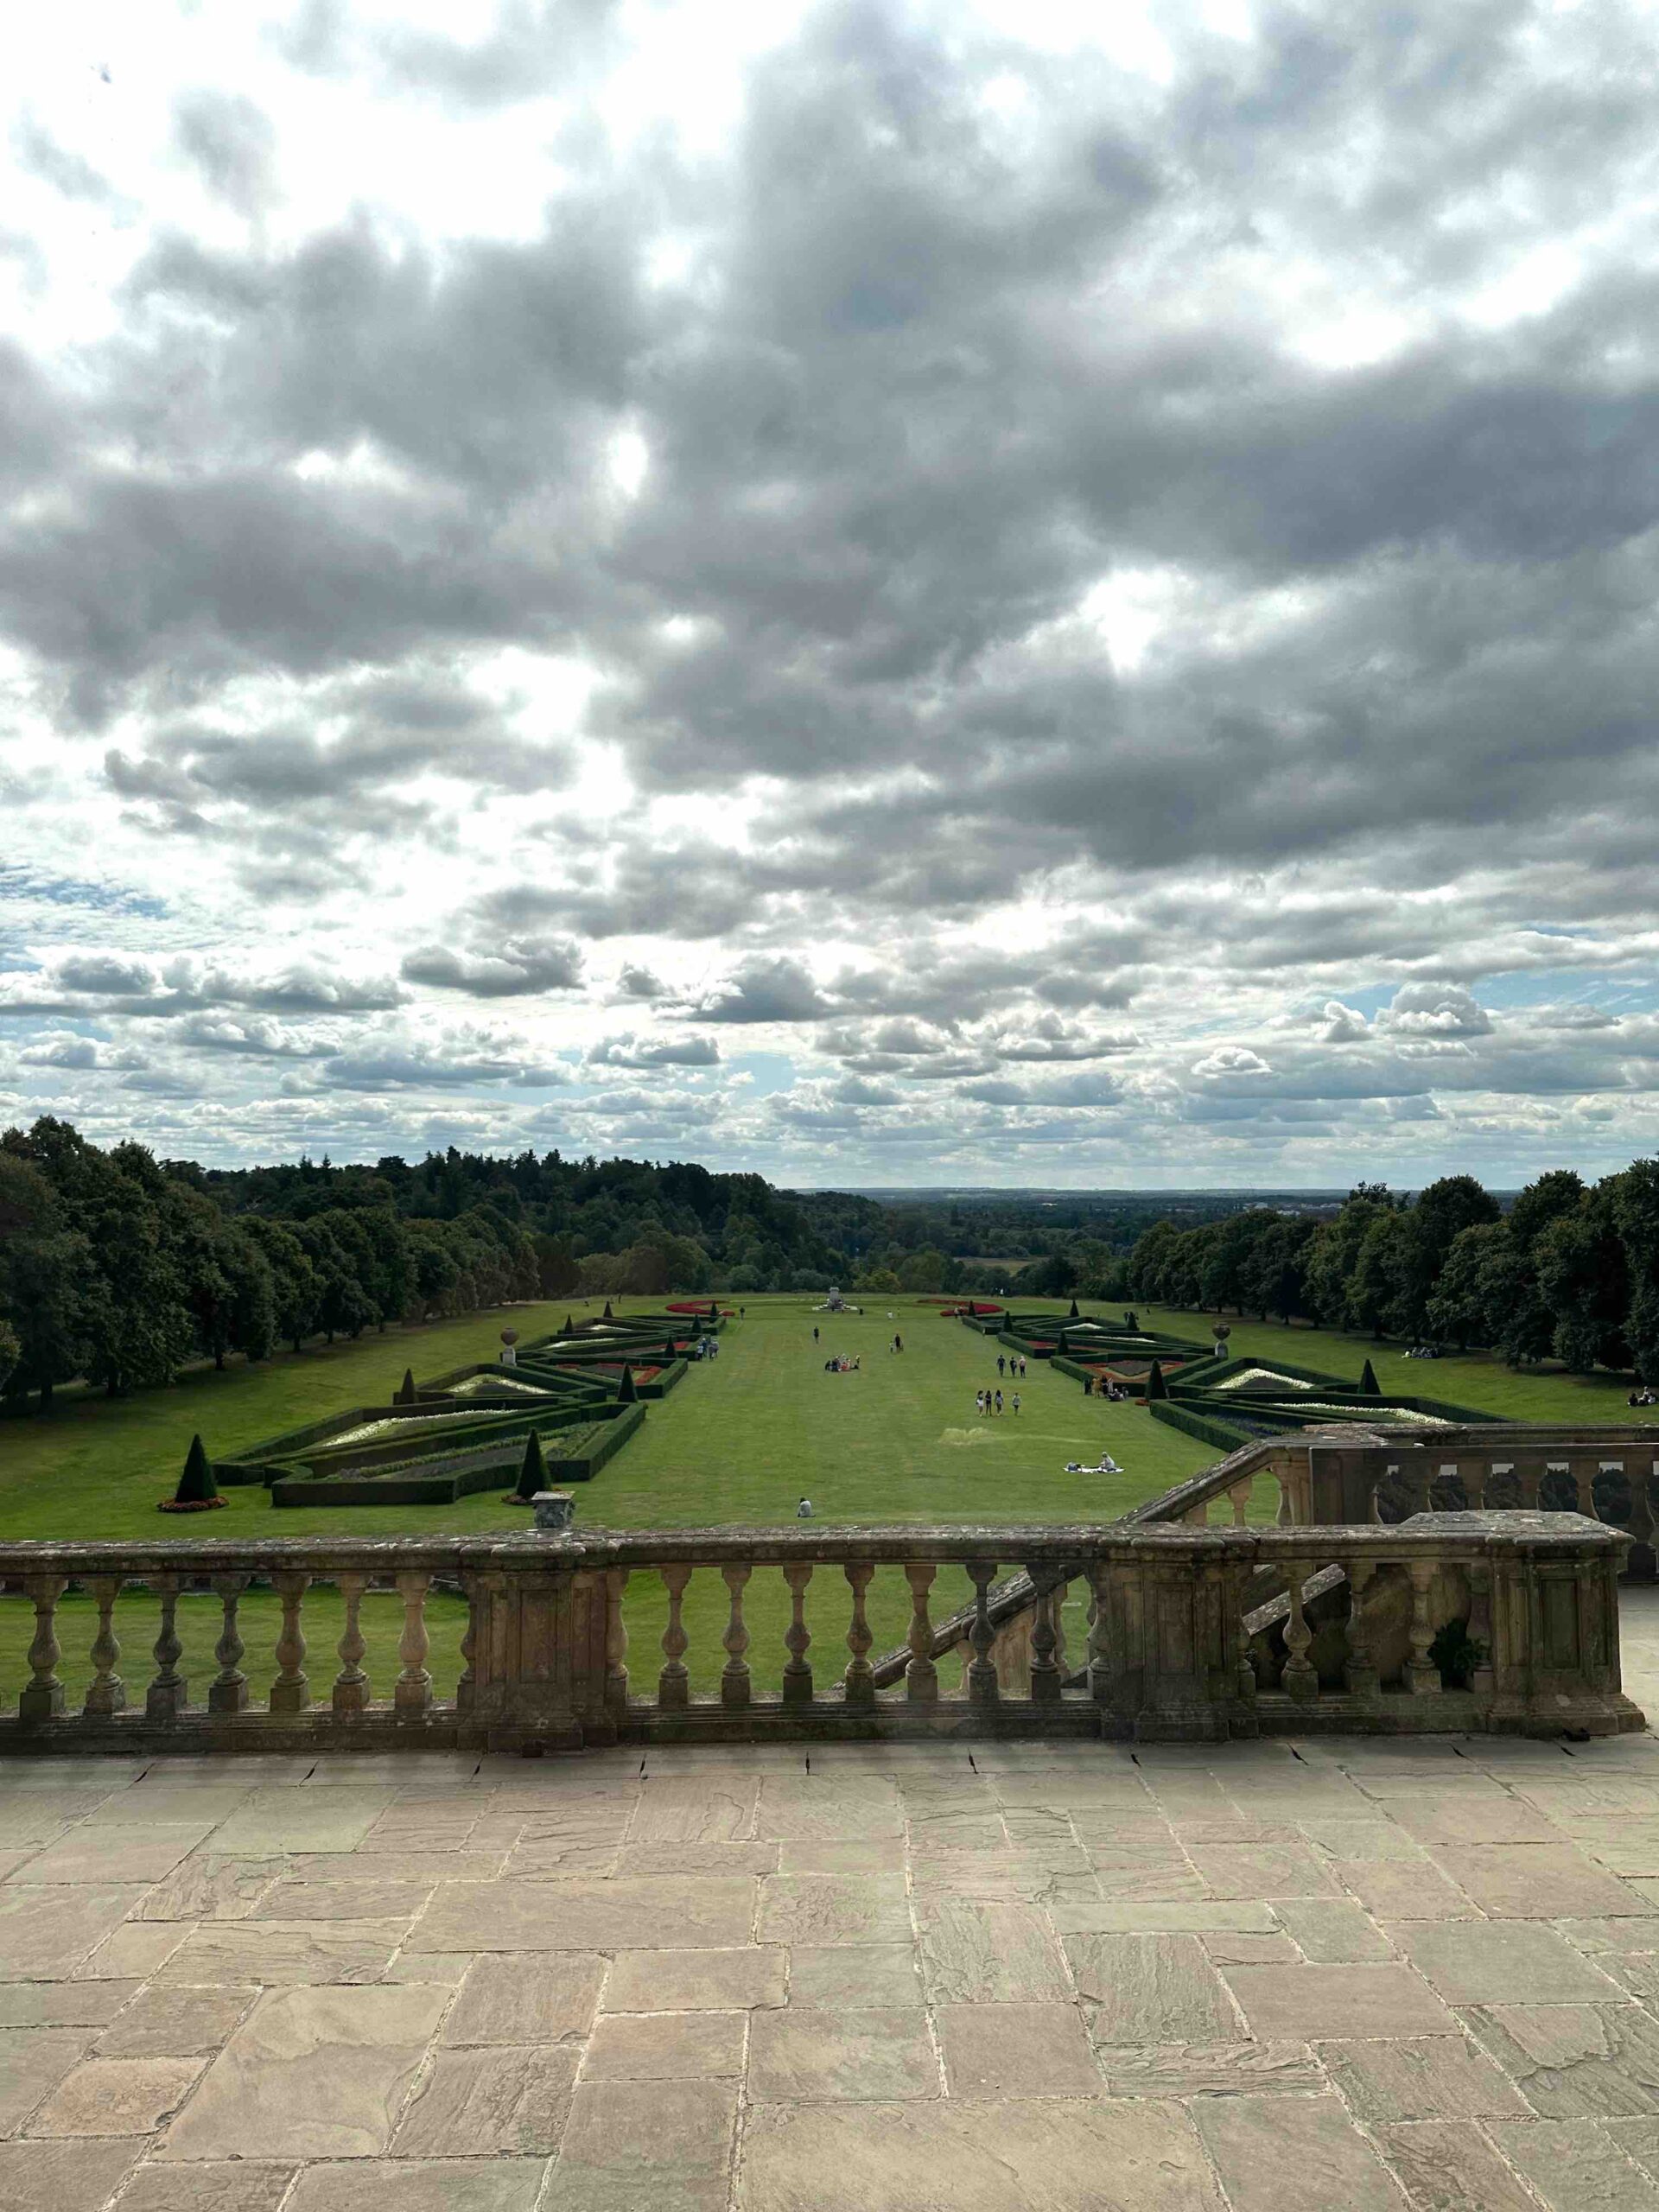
1084, 1374, 1130, 1401
1402, 1344, 1442, 1360
1629, 1389, 1658, 1408
1065, 1452, 1124, 1476
824, 1354, 861, 1373
976, 1387, 1020, 1415
995, 1353, 1028, 1380
693, 1335, 721, 1360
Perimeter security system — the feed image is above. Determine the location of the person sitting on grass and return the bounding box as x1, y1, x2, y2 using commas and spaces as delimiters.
797, 1497, 814, 1517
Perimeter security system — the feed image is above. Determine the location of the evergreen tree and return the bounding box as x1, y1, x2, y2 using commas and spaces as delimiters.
1147, 1359, 1167, 1400
1068, 1297, 1080, 1319
162, 1433, 225, 1511
510, 1429, 546, 1503
617, 1363, 638, 1403
397, 1369, 416, 1404
1359, 1357, 1380, 1395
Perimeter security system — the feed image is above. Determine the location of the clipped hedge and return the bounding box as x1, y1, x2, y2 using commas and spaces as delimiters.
1149, 1401, 1254, 1452
541, 1401, 647, 1481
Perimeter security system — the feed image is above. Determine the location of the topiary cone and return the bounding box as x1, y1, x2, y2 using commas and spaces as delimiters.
1147, 1359, 1167, 1401
561, 1313, 575, 1336
602, 1300, 613, 1320
397, 1368, 416, 1405
1359, 1357, 1381, 1395
163, 1433, 225, 1511
510, 1429, 546, 1503
617, 1363, 638, 1404
1069, 1297, 1080, 1319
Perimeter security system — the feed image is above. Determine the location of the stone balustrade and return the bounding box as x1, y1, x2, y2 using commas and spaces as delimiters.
1, 1503, 1641, 1754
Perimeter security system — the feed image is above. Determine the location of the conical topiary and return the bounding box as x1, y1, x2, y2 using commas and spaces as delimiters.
602, 1300, 613, 1320
709, 1300, 719, 1319
663, 1341, 677, 1364
397, 1368, 416, 1405
1359, 1357, 1381, 1396
1146, 1359, 1167, 1402
617, 1363, 638, 1404
509, 1429, 546, 1504
1068, 1297, 1080, 1319
561, 1313, 575, 1336
1058, 1332, 1071, 1358
161, 1433, 226, 1513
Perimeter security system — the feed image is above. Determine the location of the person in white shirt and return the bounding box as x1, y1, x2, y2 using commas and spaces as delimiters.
797, 1497, 814, 1518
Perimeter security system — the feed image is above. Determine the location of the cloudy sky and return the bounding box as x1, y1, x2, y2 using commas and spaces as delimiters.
3, 0, 1657, 1189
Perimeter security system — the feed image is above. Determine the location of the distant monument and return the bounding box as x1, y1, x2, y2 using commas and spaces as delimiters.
500, 1328, 518, 1368
813, 1285, 863, 1314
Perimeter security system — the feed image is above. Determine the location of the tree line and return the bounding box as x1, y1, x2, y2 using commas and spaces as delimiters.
1120, 1166, 1659, 1380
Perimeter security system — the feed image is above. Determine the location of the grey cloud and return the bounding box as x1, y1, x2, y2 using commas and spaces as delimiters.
11, 113, 128, 207
587, 1033, 721, 1067
174, 91, 280, 217
400, 940, 584, 997
312, 1047, 572, 1091
691, 959, 835, 1024
614, 963, 665, 1000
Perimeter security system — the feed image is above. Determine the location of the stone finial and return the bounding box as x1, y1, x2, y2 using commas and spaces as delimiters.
532, 1490, 576, 1531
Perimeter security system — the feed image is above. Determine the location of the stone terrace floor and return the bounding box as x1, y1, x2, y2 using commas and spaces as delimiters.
5, 1589, 1659, 2212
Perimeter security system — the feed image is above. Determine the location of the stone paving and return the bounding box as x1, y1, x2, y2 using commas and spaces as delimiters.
5, 1595, 1659, 2209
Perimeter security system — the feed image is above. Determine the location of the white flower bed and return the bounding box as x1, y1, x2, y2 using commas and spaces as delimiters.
1214, 1368, 1313, 1393
329, 1408, 512, 1446
452, 1375, 545, 1397
1298, 1403, 1452, 1427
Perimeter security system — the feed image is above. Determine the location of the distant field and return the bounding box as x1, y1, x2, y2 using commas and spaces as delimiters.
2, 1289, 1637, 1704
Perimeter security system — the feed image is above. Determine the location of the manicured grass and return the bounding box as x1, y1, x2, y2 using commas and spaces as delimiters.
0, 1295, 1219, 1701
1132, 1303, 1649, 1424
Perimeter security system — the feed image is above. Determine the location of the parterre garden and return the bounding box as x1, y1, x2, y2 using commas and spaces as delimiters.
3, 1289, 1649, 1702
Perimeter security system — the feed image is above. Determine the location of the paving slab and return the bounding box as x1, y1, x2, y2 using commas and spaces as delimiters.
1096, 2041, 1322, 2098
1317, 2033, 1530, 2121
1069, 1932, 1238, 2042
0, 1884, 150, 1977
415, 1874, 755, 1952
788, 1944, 921, 2009
389, 2044, 578, 2156
0, 2137, 146, 2212
759, 1874, 912, 1948
158, 1982, 449, 2162
584, 2010, 747, 2079
554, 2076, 738, 2212
1389, 1919, 1624, 2003
1486, 2119, 1657, 2209
603, 1946, 788, 2011
1373, 2120, 1539, 2211
95, 1987, 255, 2059
748, 2008, 939, 2101
917, 1898, 1070, 2003
935, 2001, 1103, 2098
27, 2055, 207, 2137
1462, 2003, 1659, 2118
1220, 1962, 1458, 2039
0, 2026, 95, 2133
1192, 2091, 1406, 2212
442, 1951, 605, 2044
283, 2158, 548, 2210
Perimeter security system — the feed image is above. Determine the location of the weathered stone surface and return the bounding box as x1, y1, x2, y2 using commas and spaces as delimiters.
1390, 1921, 1624, 2003
778, 1839, 906, 1876
257, 1878, 435, 1922
1318, 2034, 1529, 2121
935, 2002, 1102, 2099
1192, 2093, 1407, 2212
209, 1790, 395, 1859
1604, 2116, 1659, 2183
554, 2077, 738, 2212
287, 1849, 506, 1886
583, 2011, 747, 2080
739, 2096, 1225, 2211
603, 1947, 788, 2012
1185, 1842, 1341, 1900
1390, 1797, 1567, 1846
760, 1875, 912, 1948
629, 1779, 756, 1845
0, 1982, 138, 2027
28, 2056, 206, 2137
1338, 1859, 1478, 1920
1564, 1821, 1659, 1876
284, 2159, 548, 2210
748, 2009, 939, 2102
1068, 1934, 1237, 2042
1084, 1842, 1207, 1903
79, 1923, 191, 1980
415, 1877, 754, 1953
443, 1953, 605, 2044
95, 1987, 253, 2059
1096, 2042, 1322, 2098
0, 2139, 145, 2212
156, 1923, 407, 1987
618, 1841, 780, 1878
1463, 2003, 1659, 2118
158, 1983, 449, 2162
788, 1945, 921, 2009
1373, 2120, 1537, 2211
1273, 1898, 1393, 1961
390, 2044, 578, 2156
12, 1826, 209, 1885
0, 1885, 149, 1977
1430, 1844, 1652, 1921
115, 2161, 297, 2211
1220, 1963, 1457, 2039
1487, 2119, 1657, 2209
918, 1899, 1069, 2003
1047, 1897, 1277, 1936
758, 1777, 902, 1841
137, 1858, 285, 1922
0, 2028, 93, 2133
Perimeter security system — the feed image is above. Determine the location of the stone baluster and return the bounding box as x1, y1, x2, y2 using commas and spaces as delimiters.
1087, 1561, 1114, 1705
1466, 1560, 1496, 1696
1518, 1462, 1543, 1512
1027, 1567, 1063, 1704
720, 1564, 752, 1711
270, 1572, 311, 1714
1463, 1461, 1487, 1511
658, 1563, 691, 1710
1280, 1560, 1318, 1704
903, 1562, 938, 1704
1275, 1471, 1294, 1525
394, 1572, 433, 1722
333, 1573, 370, 1719
1228, 1479, 1252, 1528
456, 1576, 480, 1715
20, 1573, 67, 1725
144, 1573, 188, 1723
604, 1567, 630, 1720
1052, 1575, 1071, 1681
1342, 1559, 1379, 1697
1406, 1560, 1440, 1693
1230, 1559, 1259, 1713
85, 1575, 125, 1718
843, 1562, 876, 1710
966, 1560, 999, 1706
782, 1565, 814, 1707
1626, 1462, 1656, 1579
209, 1573, 250, 1713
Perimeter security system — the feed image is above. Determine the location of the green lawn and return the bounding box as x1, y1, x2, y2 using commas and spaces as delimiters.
0, 1294, 1221, 1702
7, 1289, 1629, 1708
